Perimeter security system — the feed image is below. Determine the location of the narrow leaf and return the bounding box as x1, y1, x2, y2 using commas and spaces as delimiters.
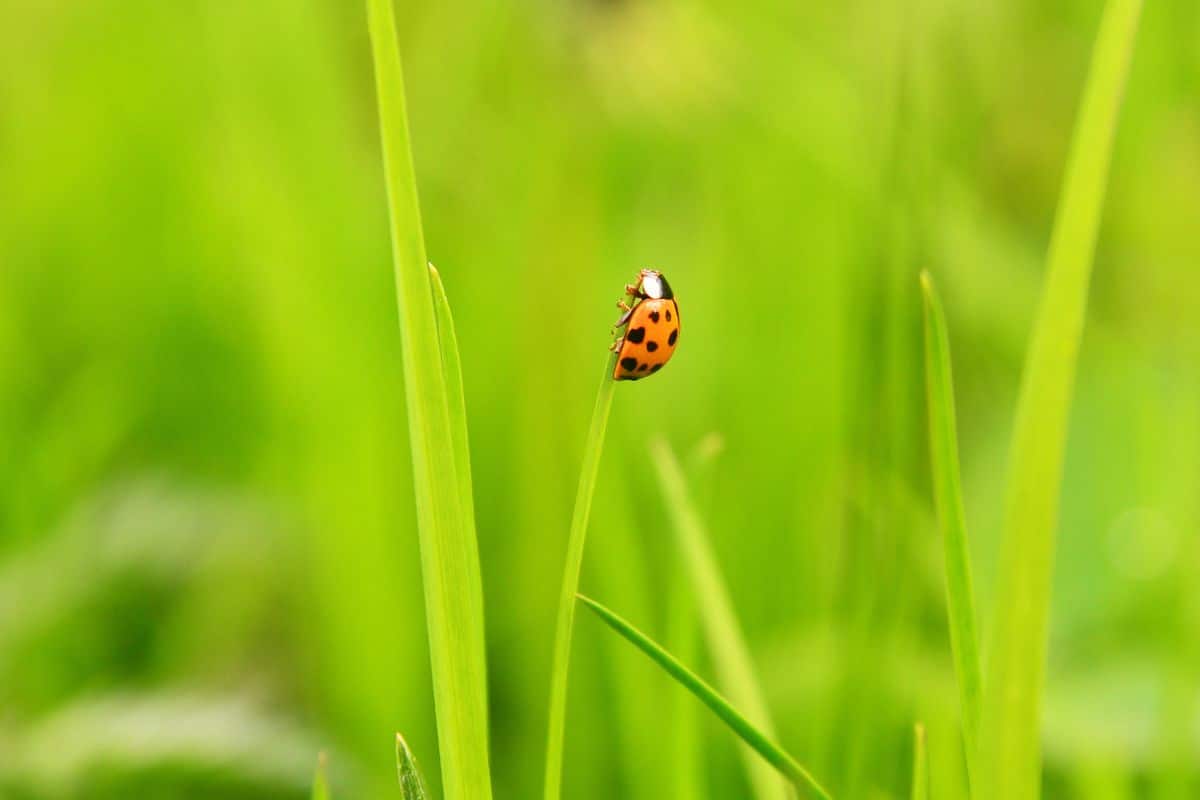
542, 356, 617, 800
312, 752, 330, 800
395, 733, 430, 800
920, 271, 983, 791
911, 725, 929, 800
429, 263, 485, 624
979, 2, 1142, 799
578, 593, 832, 800
365, 2, 493, 798
649, 437, 790, 800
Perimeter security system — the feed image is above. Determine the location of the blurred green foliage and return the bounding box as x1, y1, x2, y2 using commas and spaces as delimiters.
0, 0, 1197, 798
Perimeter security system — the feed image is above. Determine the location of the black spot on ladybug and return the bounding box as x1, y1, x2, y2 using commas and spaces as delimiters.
620, 357, 638, 372
649, 311, 660, 323
666, 309, 672, 322
627, 326, 646, 344
668, 329, 678, 346
651, 364, 662, 373
646, 341, 659, 352
638, 363, 649, 372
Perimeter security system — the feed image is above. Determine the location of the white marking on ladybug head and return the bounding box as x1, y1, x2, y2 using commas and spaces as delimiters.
641, 272, 664, 299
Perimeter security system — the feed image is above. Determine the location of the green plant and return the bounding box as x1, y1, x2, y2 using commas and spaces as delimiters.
650, 436, 789, 800
365, 1, 493, 797
578, 594, 831, 800
543, 356, 617, 800
920, 271, 982, 792
976, 2, 1142, 798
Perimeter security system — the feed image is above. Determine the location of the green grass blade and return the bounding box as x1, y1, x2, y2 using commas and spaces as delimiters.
911, 725, 929, 800
649, 437, 791, 800
395, 734, 430, 800
578, 594, 833, 800
978, 2, 1143, 799
365, 3, 493, 798
542, 356, 617, 800
429, 262, 482, 588
311, 752, 330, 800
919, 271, 983, 790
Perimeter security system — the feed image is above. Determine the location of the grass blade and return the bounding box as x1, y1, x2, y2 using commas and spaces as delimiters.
429, 262, 482, 583
919, 271, 983, 789
542, 355, 617, 800
578, 594, 832, 800
312, 752, 330, 800
395, 734, 430, 800
649, 437, 790, 800
365, 3, 493, 798
978, 2, 1143, 799
911, 725, 928, 800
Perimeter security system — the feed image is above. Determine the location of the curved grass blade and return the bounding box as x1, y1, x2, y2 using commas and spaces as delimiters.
578, 594, 832, 800
919, 272, 982, 792
911, 725, 929, 800
649, 437, 790, 800
542, 356, 617, 800
395, 734, 430, 800
978, 2, 1143, 799
365, 3, 493, 798
312, 752, 330, 800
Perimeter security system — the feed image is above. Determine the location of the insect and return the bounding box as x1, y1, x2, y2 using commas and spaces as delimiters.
611, 268, 680, 381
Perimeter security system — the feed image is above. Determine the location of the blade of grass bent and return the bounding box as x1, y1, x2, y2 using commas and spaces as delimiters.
919, 272, 982, 792
649, 437, 790, 800
578, 594, 832, 800
978, 2, 1142, 799
365, 3, 493, 798
543, 356, 617, 800
911, 725, 929, 800
312, 752, 330, 800
396, 733, 431, 800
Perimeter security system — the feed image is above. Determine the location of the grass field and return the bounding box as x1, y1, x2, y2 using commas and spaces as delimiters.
1, 0, 1196, 798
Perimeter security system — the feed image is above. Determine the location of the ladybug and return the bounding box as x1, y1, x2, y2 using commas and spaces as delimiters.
610, 268, 680, 381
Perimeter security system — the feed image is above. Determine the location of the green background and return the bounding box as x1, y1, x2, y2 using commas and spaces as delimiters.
1, 0, 1196, 797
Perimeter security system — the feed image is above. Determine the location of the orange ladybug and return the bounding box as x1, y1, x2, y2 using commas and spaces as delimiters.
611, 269, 680, 381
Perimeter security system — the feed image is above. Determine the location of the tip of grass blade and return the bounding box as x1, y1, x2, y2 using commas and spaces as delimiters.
396, 733, 430, 800
312, 751, 330, 800
911, 724, 928, 800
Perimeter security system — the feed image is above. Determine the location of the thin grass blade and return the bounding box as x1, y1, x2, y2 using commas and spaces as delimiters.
542, 356, 617, 800
911, 725, 929, 800
578, 594, 832, 800
429, 262, 484, 632
395, 734, 430, 800
649, 436, 791, 800
365, 3, 493, 797
978, 2, 1143, 799
312, 752, 330, 800
919, 271, 983, 791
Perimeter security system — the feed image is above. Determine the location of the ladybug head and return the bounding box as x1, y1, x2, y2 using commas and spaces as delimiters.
639, 269, 673, 300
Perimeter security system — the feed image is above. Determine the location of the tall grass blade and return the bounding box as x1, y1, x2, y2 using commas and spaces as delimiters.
543, 357, 617, 800
919, 271, 983, 791
578, 594, 833, 800
365, 3, 493, 798
911, 725, 929, 800
312, 752, 330, 800
649, 437, 790, 800
395, 734, 430, 800
978, 2, 1143, 799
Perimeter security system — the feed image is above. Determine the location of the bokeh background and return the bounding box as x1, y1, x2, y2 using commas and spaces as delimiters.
1, 0, 1197, 797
